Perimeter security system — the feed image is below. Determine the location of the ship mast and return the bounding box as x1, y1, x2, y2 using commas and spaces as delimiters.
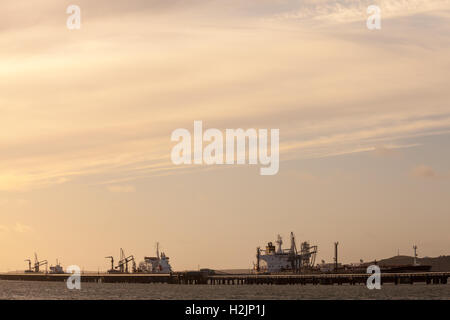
156, 242, 160, 259
256, 247, 260, 272
290, 232, 297, 254
276, 235, 283, 254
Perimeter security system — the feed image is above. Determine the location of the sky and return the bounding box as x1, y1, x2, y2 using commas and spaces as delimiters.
1, 0, 449, 272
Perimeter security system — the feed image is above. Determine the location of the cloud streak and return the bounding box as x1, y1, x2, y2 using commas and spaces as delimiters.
411, 165, 438, 178
268, 0, 450, 23
107, 185, 136, 193
0, 223, 33, 233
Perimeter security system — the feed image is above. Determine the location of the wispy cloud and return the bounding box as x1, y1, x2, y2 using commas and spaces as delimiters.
0, 223, 33, 233
13, 223, 32, 233
410, 165, 438, 178
0, 198, 29, 207
268, 0, 450, 23
372, 144, 413, 157
106, 185, 136, 193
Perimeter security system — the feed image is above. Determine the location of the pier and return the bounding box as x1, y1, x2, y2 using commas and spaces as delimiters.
205, 272, 449, 286
0, 272, 448, 285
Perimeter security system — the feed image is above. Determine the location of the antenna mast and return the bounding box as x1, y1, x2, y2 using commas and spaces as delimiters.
334, 242, 339, 272
413, 245, 418, 266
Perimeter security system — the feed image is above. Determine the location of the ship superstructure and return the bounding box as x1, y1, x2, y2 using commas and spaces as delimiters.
49, 259, 66, 274
138, 242, 172, 273
255, 232, 317, 273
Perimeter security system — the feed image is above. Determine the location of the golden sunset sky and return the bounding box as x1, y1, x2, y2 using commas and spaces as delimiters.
1, 0, 450, 271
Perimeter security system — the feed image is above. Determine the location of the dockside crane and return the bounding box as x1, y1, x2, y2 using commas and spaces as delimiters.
33, 253, 48, 273
106, 248, 137, 273
24, 259, 32, 272
286, 233, 318, 273
105, 256, 114, 272
288, 232, 302, 273
117, 253, 136, 273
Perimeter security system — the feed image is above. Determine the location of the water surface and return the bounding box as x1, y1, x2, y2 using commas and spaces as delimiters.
1, 280, 449, 300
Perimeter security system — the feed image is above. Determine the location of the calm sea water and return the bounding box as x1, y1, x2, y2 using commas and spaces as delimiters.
1, 280, 449, 299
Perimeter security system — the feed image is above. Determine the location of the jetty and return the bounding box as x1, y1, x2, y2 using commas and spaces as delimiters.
0, 271, 449, 285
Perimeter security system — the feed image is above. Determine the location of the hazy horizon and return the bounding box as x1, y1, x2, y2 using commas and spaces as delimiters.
1, 0, 450, 272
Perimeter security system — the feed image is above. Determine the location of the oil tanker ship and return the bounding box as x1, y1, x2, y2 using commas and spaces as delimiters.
254, 232, 318, 273
254, 233, 431, 274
